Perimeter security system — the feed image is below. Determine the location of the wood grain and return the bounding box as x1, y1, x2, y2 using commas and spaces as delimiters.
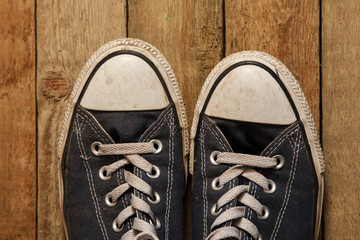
2, 1, 358, 239
225, 0, 321, 128
0, 0, 36, 239
322, 0, 360, 238
128, 0, 224, 124
36, 1, 127, 238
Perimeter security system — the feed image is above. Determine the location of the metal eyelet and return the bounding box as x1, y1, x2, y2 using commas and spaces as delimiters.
258, 234, 263, 240
150, 217, 161, 229
264, 179, 276, 194
99, 166, 111, 180
211, 177, 223, 191
91, 141, 101, 156
257, 205, 269, 220
273, 155, 285, 169
112, 220, 123, 232
150, 139, 163, 154
146, 165, 160, 179
210, 151, 221, 165
211, 204, 222, 216
105, 192, 117, 207
147, 191, 160, 205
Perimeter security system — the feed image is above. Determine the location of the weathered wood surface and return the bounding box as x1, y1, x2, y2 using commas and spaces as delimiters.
0, 0, 36, 239
225, 0, 321, 128
36, 1, 127, 238
322, 0, 360, 239
1, 0, 359, 239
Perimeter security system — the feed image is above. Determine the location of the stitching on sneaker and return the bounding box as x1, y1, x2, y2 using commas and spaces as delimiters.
200, 120, 209, 240
204, 117, 235, 211
137, 108, 173, 225
164, 111, 175, 240
75, 114, 109, 238
271, 128, 302, 240
76, 109, 132, 231
200, 117, 234, 239
74, 114, 110, 240
245, 123, 300, 239
77, 109, 132, 230
136, 114, 168, 222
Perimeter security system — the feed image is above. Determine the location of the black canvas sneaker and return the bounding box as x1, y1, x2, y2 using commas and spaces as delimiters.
58, 39, 188, 240
191, 51, 324, 240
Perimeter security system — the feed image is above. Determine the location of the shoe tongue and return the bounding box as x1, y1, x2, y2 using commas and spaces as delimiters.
87, 108, 163, 143
210, 116, 290, 155
87, 107, 163, 175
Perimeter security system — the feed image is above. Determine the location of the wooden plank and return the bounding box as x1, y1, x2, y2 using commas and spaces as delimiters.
128, 0, 224, 124
128, 1, 223, 239
36, 1, 127, 238
225, 0, 321, 128
0, 0, 36, 239
322, 1, 360, 239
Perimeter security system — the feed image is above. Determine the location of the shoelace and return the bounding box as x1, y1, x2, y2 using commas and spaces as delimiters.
91, 140, 163, 240
206, 152, 284, 240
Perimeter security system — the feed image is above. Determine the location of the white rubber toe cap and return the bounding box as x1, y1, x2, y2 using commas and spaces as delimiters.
205, 65, 296, 125
80, 54, 169, 111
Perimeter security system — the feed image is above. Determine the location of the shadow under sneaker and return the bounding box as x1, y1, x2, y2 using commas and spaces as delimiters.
190, 51, 324, 240
57, 38, 188, 240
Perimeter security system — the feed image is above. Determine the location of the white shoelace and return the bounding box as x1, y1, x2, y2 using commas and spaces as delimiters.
207, 152, 282, 240
92, 141, 162, 240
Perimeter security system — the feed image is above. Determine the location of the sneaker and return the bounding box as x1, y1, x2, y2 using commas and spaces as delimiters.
58, 38, 188, 240
190, 51, 324, 240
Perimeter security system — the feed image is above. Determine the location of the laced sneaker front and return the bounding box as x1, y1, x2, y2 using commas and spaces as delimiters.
206, 152, 282, 240
58, 39, 188, 240
92, 141, 163, 239
191, 51, 324, 240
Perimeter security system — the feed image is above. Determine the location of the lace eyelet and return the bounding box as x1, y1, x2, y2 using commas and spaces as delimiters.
257, 205, 269, 220
211, 204, 222, 216
150, 217, 161, 229
112, 219, 123, 232
99, 166, 111, 180
150, 139, 163, 154
147, 191, 160, 205
91, 141, 101, 156
273, 155, 285, 169
211, 177, 223, 191
210, 151, 221, 165
264, 179, 276, 194
105, 192, 117, 207
146, 165, 160, 179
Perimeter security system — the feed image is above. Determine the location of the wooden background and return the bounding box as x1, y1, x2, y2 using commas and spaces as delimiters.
0, 0, 359, 239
